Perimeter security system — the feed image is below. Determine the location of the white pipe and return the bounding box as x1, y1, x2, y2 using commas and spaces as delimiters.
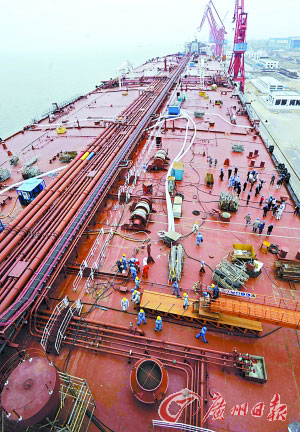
0, 166, 66, 196
164, 109, 198, 233
165, 114, 191, 232
176, 109, 197, 162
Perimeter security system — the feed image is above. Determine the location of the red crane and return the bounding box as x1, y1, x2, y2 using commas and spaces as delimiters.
198, 0, 226, 57
228, 0, 248, 92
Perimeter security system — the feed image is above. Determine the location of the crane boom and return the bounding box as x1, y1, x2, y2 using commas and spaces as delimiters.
198, 0, 226, 57
228, 0, 248, 92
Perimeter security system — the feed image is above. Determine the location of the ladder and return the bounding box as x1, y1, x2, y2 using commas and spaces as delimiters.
41, 297, 83, 354
41, 296, 69, 351
54, 300, 83, 354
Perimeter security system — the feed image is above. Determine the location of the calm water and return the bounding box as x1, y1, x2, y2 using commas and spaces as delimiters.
0, 43, 178, 139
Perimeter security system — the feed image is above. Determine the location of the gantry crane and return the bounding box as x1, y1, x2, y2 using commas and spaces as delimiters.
198, 0, 226, 58
228, 0, 248, 92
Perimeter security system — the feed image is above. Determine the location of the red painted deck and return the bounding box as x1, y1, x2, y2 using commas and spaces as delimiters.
1, 56, 300, 431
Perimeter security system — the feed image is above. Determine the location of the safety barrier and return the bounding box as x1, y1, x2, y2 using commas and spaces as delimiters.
40, 94, 82, 118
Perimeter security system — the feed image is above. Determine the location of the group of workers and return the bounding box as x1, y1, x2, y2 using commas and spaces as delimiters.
120, 301, 162, 331
121, 296, 209, 342
202, 284, 220, 307
120, 273, 218, 342
117, 254, 149, 278
215, 161, 299, 221
212, 165, 300, 239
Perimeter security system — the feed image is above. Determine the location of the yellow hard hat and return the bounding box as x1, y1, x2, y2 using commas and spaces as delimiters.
211, 284, 215, 288
157, 316, 161, 320
140, 309, 144, 313
122, 297, 127, 301
195, 221, 198, 224
122, 254, 126, 257
135, 277, 139, 280
134, 290, 137, 293
183, 293, 188, 297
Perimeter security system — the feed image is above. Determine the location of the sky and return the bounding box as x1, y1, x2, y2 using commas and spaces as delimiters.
1, 0, 300, 55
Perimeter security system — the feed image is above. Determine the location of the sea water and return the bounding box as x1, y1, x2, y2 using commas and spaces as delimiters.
0, 42, 179, 139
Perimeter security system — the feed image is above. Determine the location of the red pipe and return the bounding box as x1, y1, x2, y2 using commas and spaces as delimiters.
0, 70, 186, 319
0, 126, 146, 312
200, 360, 205, 427
0, 84, 152, 258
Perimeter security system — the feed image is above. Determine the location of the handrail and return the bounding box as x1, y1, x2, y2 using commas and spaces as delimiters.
152, 420, 216, 431
219, 292, 300, 312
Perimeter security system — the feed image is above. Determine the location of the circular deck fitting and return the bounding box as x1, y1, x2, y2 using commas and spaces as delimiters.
130, 358, 168, 404
1, 356, 60, 427
220, 212, 231, 222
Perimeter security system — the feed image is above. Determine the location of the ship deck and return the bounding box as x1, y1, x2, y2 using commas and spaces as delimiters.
0, 57, 300, 432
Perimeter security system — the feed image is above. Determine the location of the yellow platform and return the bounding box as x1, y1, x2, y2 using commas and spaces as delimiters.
141, 290, 263, 335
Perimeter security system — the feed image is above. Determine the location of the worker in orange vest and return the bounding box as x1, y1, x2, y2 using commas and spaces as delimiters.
142, 264, 149, 278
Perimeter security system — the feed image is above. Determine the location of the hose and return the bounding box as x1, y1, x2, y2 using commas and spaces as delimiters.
84, 230, 150, 243
0, 198, 19, 219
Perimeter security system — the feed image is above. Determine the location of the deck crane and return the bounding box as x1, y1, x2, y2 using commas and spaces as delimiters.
228, 0, 248, 92
198, 0, 226, 58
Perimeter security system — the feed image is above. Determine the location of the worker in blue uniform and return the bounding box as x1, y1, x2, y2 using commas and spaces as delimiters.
135, 276, 140, 289
196, 232, 203, 246
128, 257, 135, 268
212, 285, 220, 300
172, 280, 181, 298
130, 266, 137, 280
203, 291, 211, 307
258, 220, 266, 235
131, 289, 138, 301
122, 254, 127, 270
183, 293, 189, 310
132, 290, 141, 309
121, 297, 129, 312
154, 316, 162, 332
196, 326, 208, 343
137, 309, 146, 326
